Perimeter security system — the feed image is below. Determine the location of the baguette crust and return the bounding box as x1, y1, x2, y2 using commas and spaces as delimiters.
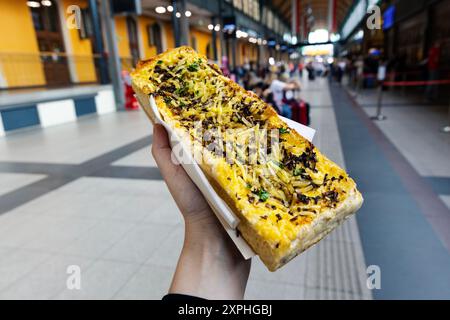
132, 46, 363, 271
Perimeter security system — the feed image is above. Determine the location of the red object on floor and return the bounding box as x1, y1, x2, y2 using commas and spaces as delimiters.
125, 84, 139, 110
122, 70, 139, 110
286, 99, 310, 126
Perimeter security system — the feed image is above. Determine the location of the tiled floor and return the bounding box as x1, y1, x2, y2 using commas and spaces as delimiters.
0, 111, 151, 164
0, 76, 448, 299
352, 87, 450, 208
341, 83, 450, 299
0, 173, 46, 196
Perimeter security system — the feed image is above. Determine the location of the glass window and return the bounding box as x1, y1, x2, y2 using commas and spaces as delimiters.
233, 0, 242, 10
268, 10, 273, 29
31, 9, 43, 31
253, 1, 259, 20
148, 23, 163, 53
261, 6, 266, 24
243, 0, 249, 15
31, 5, 59, 33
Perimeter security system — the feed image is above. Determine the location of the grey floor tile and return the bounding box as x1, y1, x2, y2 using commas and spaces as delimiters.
61, 220, 136, 258
249, 255, 307, 286
245, 279, 305, 300
0, 111, 152, 164
0, 173, 46, 196
101, 224, 174, 263
113, 264, 175, 300
106, 194, 170, 223
0, 213, 62, 248
0, 248, 51, 292
111, 146, 157, 168
21, 216, 99, 253
0, 209, 37, 242
303, 287, 362, 300
361, 105, 450, 177
54, 259, 139, 300
0, 254, 93, 300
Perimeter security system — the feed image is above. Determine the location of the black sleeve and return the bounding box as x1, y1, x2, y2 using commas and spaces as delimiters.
162, 293, 207, 301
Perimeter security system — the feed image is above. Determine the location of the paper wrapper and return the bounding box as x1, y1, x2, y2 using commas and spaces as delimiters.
148, 95, 316, 259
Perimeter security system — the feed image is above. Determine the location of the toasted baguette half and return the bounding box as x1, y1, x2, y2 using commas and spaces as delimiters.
131, 46, 363, 271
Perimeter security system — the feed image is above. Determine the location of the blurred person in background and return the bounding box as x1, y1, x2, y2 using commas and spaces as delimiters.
268, 72, 301, 118
335, 59, 346, 84
364, 51, 380, 88
298, 60, 304, 77
354, 55, 365, 92
425, 41, 441, 101
306, 61, 315, 81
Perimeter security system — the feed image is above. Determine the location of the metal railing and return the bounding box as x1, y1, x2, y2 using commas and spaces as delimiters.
0, 51, 135, 89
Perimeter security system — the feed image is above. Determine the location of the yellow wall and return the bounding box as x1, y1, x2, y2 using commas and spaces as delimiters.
115, 16, 131, 58
190, 29, 210, 57
164, 22, 175, 50
61, 0, 96, 83
237, 42, 258, 65
115, 16, 134, 71
0, 0, 45, 87
0, 2, 227, 88
189, 28, 221, 62
137, 16, 158, 59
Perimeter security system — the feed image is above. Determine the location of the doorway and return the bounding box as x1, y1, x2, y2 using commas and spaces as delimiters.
126, 17, 140, 67
30, 1, 71, 87
149, 23, 163, 54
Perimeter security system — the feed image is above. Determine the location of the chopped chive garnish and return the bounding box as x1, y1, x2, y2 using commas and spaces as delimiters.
187, 63, 199, 72
257, 189, 269, 202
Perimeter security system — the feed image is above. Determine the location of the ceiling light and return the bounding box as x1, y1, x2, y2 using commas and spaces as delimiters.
262, 40, 267, 45
237, 30, 248, 38
185, 10, 191, 17
330, 33, 341, 42
155, 6, 166, 14
176, 12, 181, 18
41, 0, 52, 6
214, 24, 220, 32
167, 5, 173, 12
27, 1, 40, 7
208, 24, 214, 30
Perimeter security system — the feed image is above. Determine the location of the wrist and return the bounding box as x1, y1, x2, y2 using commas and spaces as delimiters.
184, 217, 228, 247
171, 240, 250, 299
169, 218, 251, 299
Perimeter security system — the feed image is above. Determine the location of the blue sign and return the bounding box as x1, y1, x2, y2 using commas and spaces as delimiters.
383, 5, 395, 30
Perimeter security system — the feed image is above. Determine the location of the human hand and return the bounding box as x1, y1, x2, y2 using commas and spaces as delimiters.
152, 124, 251, 299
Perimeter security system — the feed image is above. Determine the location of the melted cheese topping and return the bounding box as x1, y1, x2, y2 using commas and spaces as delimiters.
132, 47, 356, 251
